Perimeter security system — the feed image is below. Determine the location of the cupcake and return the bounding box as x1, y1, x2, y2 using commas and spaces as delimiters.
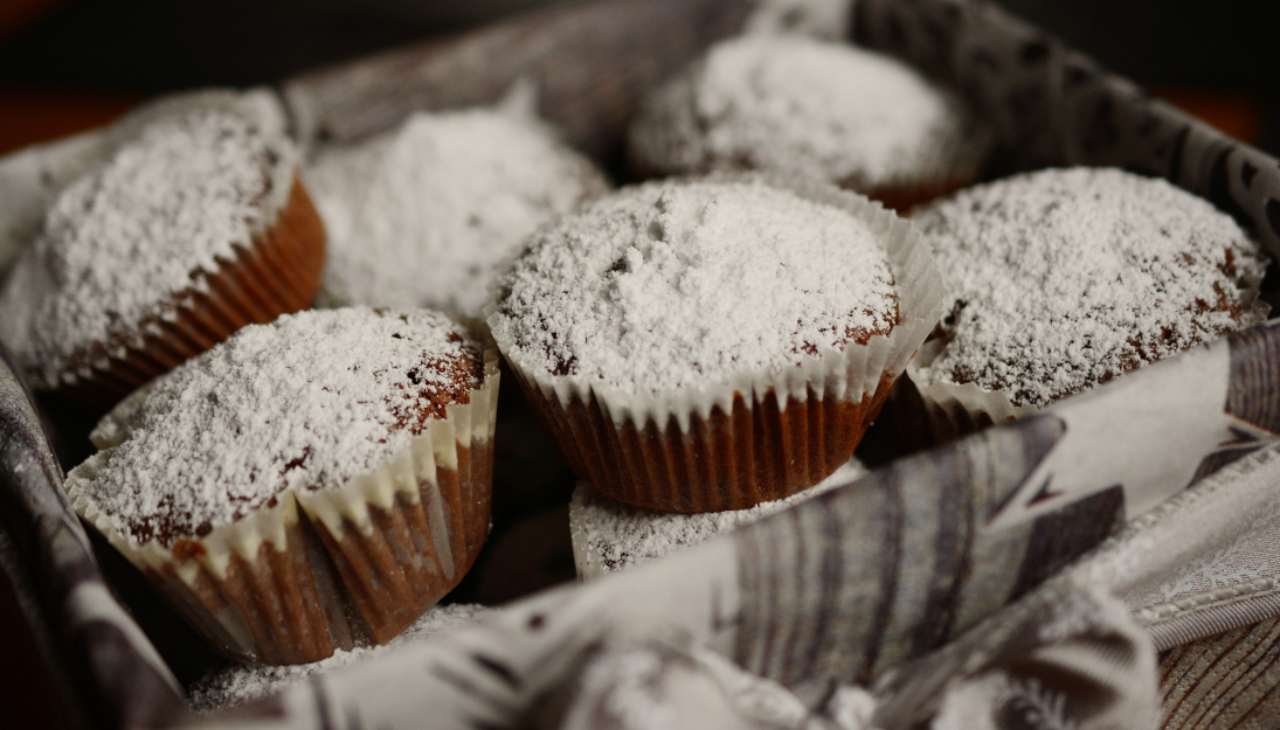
569, 460, 865, 578
64, 309, 499, 664
0, 88, 287, 283
885, 167, 1269, 448
488, 177, 943, 513
0, 108, 325, 409
628, 35, 993, 211
306, 106, 608, 319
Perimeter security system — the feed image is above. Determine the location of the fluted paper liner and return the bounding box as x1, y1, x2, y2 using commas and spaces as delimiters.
870, 337, 1029, 456
64, 350, 499, 663
50, 175, 326, 410
494, 176, 946, 513
295, 352, 499, 643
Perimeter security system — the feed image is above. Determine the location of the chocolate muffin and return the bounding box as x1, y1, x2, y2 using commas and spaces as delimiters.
64, 309, 499, 664
628, 36, 993, 211
306, 106, 608, 318
890, 167, 1269, 445
0, 108, 325, 408
488, 177, 943, 513
0, 88, 287, 283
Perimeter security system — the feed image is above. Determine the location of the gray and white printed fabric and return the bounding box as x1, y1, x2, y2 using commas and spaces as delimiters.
535, 582, 1155, 730
0, 351, 186, 728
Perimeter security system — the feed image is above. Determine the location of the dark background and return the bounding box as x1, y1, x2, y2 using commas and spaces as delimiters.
0, 0, 1274, 154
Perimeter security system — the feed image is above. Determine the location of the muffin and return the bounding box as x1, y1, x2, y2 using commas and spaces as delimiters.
0, 108, 325, 408
886, 167, 1269, 447
64, 309, 499, 664
306, 106, 608, 319
569, 460, 865, 578
628, 35, 992, 211
0, 88, 287, 283
488, 177, 943, 513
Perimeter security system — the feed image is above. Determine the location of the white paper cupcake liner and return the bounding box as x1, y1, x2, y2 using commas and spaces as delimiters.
875, 335, 1028, 453
295, 351, 499, 642
877, 368, 1028, 457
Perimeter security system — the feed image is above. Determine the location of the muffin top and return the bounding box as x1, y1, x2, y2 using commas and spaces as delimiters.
0, 89, 288, 284
0, 109, 297, 388
628, 35, 989, 191
307, 108, 608, 318
488, 178, 899, 397
71, 308, 486, 547
914, 168, 1269, 408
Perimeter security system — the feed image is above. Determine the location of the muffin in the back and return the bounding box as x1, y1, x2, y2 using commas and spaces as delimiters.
306, 106, 608, 318
629, 35, 992, 210
0, 108, 325, 407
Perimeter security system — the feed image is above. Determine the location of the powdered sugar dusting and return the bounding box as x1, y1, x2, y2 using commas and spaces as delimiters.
71, 308, 484, 546
570, 460, 865, 575
914, 168, 1268, 408
629, 36, 989, 190
188, 603, 488, 712
306, 108, 608, 317
489, 179, 898, 395
0, 88, 287, 287
0, 109, 297, 388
